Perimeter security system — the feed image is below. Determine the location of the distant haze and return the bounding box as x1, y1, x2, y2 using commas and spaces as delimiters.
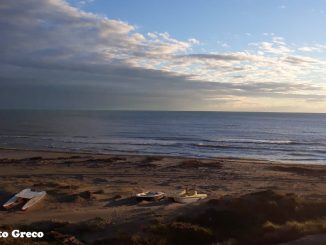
0, 0, 326, 112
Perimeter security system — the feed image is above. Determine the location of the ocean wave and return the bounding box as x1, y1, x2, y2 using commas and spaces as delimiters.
50, 138, 183, 147
213, 138, 295, 144
0, 135, 60, 141
190, 142, 326, 155
191, 141, 294, 149
0, 135, 31, 139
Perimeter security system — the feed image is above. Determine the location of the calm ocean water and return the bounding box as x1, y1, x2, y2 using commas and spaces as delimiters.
0, 110, 325, 163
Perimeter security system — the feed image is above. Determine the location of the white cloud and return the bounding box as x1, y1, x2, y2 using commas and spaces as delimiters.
77, 0, 94, 5
298, 46, 321, 52
298, 44, 326, 52
188, 38, 200, 45
0, 0, 326, 111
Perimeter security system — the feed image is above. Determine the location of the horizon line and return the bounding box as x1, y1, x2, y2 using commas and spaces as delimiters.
0, 109, 326, 114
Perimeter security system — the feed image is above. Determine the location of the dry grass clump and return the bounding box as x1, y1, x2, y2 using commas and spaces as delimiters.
179, 159, 222, 169
268, 165, 326, 177
179, 159, 202, 167
93, 234, 153, 245
148, 221, 214, 245
261, 219, 326, 244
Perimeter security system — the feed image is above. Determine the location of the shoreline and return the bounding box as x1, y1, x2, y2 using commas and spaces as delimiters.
0, 146, 321, 166
1, 148, 326, 244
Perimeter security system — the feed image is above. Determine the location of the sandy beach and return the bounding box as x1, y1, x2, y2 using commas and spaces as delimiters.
0, 148, 326, 244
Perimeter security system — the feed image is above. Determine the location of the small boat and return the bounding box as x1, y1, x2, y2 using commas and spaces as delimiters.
3, 189, 46, 211
172, 189, 207, 204
136, 191, 165, 201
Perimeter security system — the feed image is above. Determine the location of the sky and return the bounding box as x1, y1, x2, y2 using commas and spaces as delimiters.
0, 0, 326, 112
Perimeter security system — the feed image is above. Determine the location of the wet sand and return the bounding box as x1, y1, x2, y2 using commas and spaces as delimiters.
0, 148, 326, 244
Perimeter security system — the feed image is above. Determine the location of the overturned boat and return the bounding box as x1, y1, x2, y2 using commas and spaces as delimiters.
3, 188, 46, 211
172, 189, 207, 204
136, 191, 165, 201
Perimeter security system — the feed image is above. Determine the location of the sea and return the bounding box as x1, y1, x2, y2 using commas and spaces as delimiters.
0, 110, 325, 164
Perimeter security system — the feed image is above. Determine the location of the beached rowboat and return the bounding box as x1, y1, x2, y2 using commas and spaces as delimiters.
172, 190, 207, 204
136, 191, 165, 201
3, 188, 46, 210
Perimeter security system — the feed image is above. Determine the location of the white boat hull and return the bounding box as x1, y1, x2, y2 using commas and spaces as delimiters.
173, 194, 207, 204
136, 191, 165, 201
172, 190, 207, 204
22, 191, 46, 211
3, 189, 46, 210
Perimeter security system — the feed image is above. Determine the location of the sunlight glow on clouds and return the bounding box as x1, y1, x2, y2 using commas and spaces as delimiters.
0, 0, 326, 111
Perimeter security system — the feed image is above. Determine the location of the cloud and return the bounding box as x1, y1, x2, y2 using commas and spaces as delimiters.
284, 56, 318, 65
77, 0, 95, 5
298, 46, 322, 52
0, 0, 198, 68
180, 53, 248, 61
256, 39, 292, 55
298, 44, 326, 52
188, 38, 200, 45
0, 0, 326, 111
